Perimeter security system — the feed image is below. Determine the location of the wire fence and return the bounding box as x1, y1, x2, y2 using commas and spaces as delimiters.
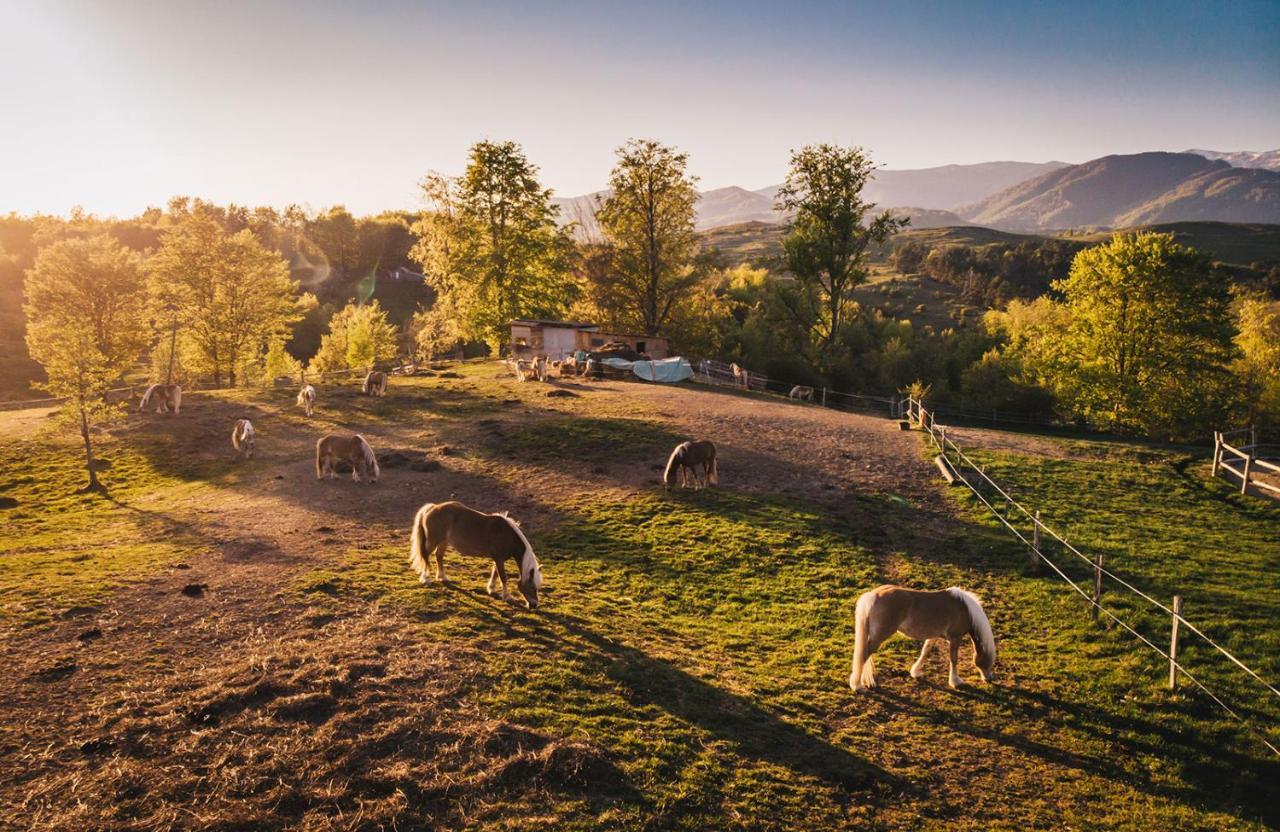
695, 359, 900, 417
905, 397, 1280, 758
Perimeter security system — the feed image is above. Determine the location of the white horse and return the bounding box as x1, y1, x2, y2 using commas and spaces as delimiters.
315, 434, 380, 483
231, 419, 255, 459
139, 383, 182, 414
533, 355, 549, 382
850, 585, 996, 691
297, 384, 316, 416
789, 385, 815, 402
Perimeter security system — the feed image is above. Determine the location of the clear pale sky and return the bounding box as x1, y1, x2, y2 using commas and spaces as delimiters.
2, 0, 1277, 217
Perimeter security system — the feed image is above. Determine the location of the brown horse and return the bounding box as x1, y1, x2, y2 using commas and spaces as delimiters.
139, 383, 182, 414
409, 501, 544, 608
315, 434, 380, 483
731, 363, 750, 389
231, 419, 255, 459
850, 585, 996, 691
663, 440, 719, 490
363, 370, 388, 396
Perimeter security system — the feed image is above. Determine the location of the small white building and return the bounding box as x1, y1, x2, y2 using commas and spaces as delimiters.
509, 319, 669, 360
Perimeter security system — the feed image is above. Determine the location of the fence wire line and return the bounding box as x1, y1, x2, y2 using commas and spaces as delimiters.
925, 418, 1280, 704
911, 401, 1280, 756
696, 360, 896, 407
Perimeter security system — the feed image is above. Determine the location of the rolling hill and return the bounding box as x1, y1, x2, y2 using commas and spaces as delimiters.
959, 152, 1280, 232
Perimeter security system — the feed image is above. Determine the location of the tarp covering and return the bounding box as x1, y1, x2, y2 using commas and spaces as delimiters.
601, 356, 693, 383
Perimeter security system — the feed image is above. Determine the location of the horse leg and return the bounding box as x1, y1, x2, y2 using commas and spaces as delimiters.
433, 543, 449, 583
492, 559, 513, 601
910, 639, 935, 680
947, 638, 963, 688
487, 562, 500, 595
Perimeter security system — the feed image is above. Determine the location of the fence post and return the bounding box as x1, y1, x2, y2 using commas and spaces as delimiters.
1241, 453, 1252, 495
1030, 511, 1041, 573
1250, 424, 1258, 450
1091, 554, 1103, 622
822, 387, 827, 407
1211, 431, 1222, 477
1169, 595, 1183, 691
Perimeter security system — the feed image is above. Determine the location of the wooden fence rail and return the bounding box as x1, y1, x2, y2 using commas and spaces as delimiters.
1212, 429, 1280, 497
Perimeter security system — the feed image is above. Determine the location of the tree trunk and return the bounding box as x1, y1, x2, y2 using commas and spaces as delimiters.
165, 319, 178, 385
79, 400, 101, 492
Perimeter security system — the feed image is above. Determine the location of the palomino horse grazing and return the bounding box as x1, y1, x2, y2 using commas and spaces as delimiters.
663, 440, 719, 490
789, 385, 815, 402
315, 434, 380, 483
363, 370, 388, 396
231, 419, 255, 459
297, 384, 316, 416
139, 383, 182, 414
850, 585, 996, 691
731, 363, 751, 389
409, 501, 544, 608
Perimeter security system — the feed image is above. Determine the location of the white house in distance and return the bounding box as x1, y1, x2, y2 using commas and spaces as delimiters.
508, 319, 669, 360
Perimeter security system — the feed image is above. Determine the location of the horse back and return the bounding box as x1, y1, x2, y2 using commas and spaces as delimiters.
425, 501, 524, 559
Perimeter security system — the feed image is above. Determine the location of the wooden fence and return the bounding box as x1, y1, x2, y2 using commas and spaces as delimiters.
1212, 427, 1280, 497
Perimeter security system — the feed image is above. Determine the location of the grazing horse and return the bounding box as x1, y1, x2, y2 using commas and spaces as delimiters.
731, 363, 750, 389
231, 419, 255, 459
139, 383, 182, 414
297, 384, 316, 416
850, 585, 996, 691
363, 370, 388, 396
315, 434, 380, 483
409, 501, 544, 608
663, 440, 719, 490
789, 385, 815, 402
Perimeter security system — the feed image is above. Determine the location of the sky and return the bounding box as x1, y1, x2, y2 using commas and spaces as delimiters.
1, 0, 1277, 217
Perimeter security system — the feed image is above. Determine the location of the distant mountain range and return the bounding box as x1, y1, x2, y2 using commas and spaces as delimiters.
553, 150, 1280, 234
959, 152, 1280, 232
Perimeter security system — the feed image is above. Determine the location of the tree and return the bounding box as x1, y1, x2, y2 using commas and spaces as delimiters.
148, 215, 313, 387
775, 144, 906, 350
24, 236, 148, 490
411, 141, 576, 351
410, 300, 462, 361
1232, 290, 1280, 425
1052, 232, 1235, 437
308, 300, 399, 375
594, 139, 701, 336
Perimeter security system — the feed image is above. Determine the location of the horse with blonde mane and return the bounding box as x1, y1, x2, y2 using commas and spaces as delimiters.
139, 383, 182, 414
850, 585, 996, 691
362, 370, 388, 396
231, 419, 255, 459
663, 440, 719, 490
731, 363, 750, 389
315, 433, 380, 483
409, 500, 544, 608
789, 385, 815, 402
297, 384, 316, 416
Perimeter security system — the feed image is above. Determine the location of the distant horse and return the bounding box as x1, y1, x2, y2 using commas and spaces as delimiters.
363, 370, 388, 396
231, 419, 255, 459
533, 355, 549, 382
731, 363, 750, 389
508, 358, 530, 382
315, 433, 380, 483
663, 440, 719, 490
850, 585, 996, 691
789, 385, 815, 402
297, 384, 316, 417
409, 500, 544, 608
139, 383, 182, 414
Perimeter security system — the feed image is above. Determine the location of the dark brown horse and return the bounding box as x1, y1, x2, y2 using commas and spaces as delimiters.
409, 501, 544, 608
663, 440, 719, 490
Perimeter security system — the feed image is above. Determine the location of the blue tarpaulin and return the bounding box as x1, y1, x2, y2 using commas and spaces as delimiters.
600, 357, 694, 383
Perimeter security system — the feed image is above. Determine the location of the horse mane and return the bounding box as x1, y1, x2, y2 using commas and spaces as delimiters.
663, 443, 688, 485
354, 434, 379, 476
947, 587, 995, 660
499, 513, 542, 588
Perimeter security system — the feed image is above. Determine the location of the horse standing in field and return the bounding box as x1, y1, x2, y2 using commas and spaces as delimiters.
315, 434, 380, 483
533, 355, 549, 382
297, 384, 316, 416
139, 383, 182, 414
363, 370, 388, 396
409, 500, 544, 608
663, 440, 719, 490
789, 385, 815, 402
849, 585, 996, 691
231, 419, 255, 459
731, 363, 750, 389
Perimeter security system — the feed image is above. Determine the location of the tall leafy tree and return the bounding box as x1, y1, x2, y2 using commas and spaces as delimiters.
775, 144, 906, 349
24, 236, 148, 491
594, 139, 701, 336
1053, 232, 1235, 436
411, 141, 575, 351
308, 300, 399, 375
148, 215, 313, 387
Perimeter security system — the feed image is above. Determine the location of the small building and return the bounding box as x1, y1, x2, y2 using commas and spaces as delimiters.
509, 319, 669, 360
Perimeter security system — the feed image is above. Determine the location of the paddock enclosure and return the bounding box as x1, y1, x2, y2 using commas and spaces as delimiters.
0, 361, 1275, 830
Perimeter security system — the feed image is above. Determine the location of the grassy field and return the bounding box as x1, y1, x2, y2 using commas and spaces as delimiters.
0, 363, 1276, 830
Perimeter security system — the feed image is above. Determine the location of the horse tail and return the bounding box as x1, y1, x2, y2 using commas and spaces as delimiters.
851, 589, 877, 690
708, 445, 719, 485
948, 587, 995, 662
170, 385, 181, 413
408, 503, 436, 580
315, 437, 326, 478
232, 421, 242, 451
140, 384, 156, 411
